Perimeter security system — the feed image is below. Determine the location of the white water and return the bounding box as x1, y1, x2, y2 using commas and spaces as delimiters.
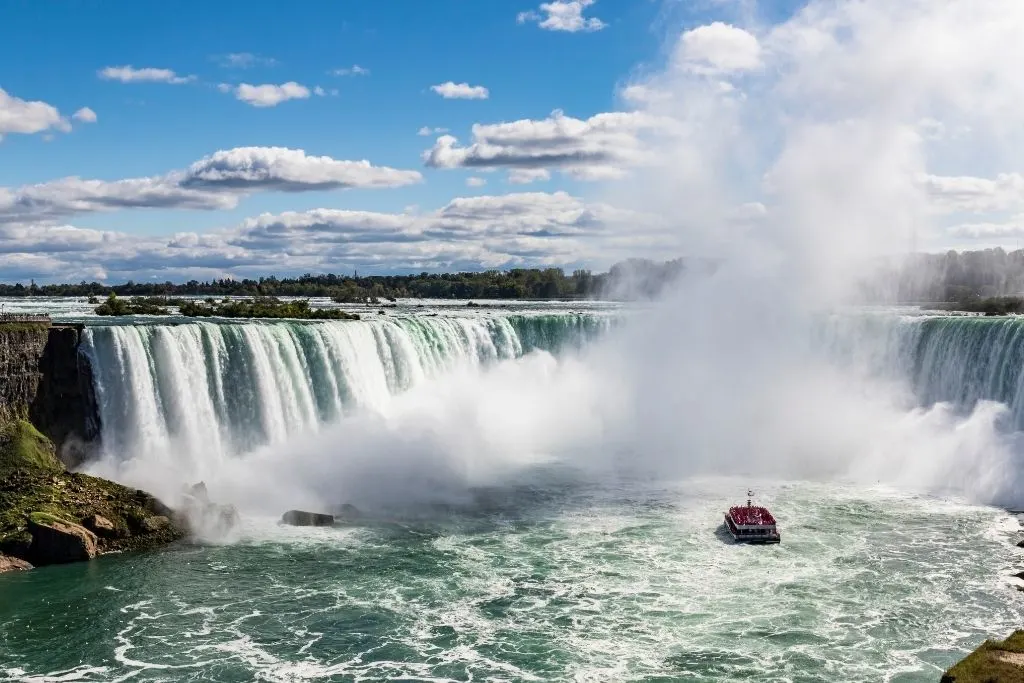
81, 314, 608, 487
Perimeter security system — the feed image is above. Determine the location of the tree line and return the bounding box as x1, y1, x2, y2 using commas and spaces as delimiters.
0, 259, 689, 302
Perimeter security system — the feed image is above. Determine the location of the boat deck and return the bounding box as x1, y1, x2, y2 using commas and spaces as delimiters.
728, 506, 776, 526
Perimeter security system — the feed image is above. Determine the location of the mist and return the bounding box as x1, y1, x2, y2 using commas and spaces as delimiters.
89, 0, 1024, 517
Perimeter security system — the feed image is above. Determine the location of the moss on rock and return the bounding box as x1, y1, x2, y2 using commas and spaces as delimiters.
0, 419, 62, 473
0, 422, 184, 568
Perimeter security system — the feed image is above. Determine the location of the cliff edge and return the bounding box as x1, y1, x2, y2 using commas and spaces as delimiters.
0, 320, 99, 467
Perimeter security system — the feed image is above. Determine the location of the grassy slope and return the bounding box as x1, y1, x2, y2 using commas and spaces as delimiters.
0, 419, 183, 558
943, 631, 1024, 683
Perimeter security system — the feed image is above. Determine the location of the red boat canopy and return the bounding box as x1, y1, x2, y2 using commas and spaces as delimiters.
729, 505, 776, 526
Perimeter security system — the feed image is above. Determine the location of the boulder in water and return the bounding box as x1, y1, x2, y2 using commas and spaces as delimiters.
27, 512, 98, 564
1016, 539, 1024, 548
178, 483, 240, 538
281, 510, 335, 527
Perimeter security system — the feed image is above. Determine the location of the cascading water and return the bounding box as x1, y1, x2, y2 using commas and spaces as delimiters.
820, 312, 1024, 431
81, 313, 610, 467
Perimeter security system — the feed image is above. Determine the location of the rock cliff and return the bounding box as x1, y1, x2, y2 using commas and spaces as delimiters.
0, 322, 99, 466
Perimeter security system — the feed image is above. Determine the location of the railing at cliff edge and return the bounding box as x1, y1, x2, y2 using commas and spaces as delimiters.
0, 313, 51, 323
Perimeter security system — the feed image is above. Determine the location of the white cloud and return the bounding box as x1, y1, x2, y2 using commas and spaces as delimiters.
0, 192, 668, 281
181, 147, 423, 191
98, 66, 195, 84
924, 173, 1024, 214
217, 53, 276, 69
517, 0, 606, 33
72, 107, 97, 124
418, 126, 450, 136
234, 82, 311, 107
0, 147, 422, 225
423, 110, 664, 180
331, 65, 369, 76
0, 88, 70, 136
509, 169, 551, 184
431, 82, 490, 100
466, 177, 487, 187
676, 22, 761, 74
314, 86, 326, 97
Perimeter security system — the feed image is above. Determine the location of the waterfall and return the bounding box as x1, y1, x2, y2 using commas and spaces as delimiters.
81, 314, 609, 465
819, 313, 1024, 430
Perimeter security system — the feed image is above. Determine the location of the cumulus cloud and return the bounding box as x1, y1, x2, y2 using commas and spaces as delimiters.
98, 66, 195, 84
330, 65, 369, 76
517, 1, 606, 33
0, 88, 71, 137
676, 22, 762, 74
431, 82, 490, 100
234, 82, 310, 107
0, 147, 422, 225
0, 192, 668, 282
180, 147, 423, 191
466, 177, 487, 187
72, 107, 97, 124
423, 110, 663, 181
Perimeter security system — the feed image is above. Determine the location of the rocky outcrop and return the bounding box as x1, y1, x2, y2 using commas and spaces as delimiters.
0, 322, 99, 467
0, 427, 185, 571
27, 513, 98, 564
82, 513, 117, 538
177, 482, 240, 539
281, 510, 335, 526
30, 325, 100, 467
0, 554, 32, 573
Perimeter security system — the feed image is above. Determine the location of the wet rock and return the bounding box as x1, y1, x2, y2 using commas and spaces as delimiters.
0, 553, 32, 573
281, 510, 335, 527
82, 513, 118, 538
1016, 539, 1024, 548
1013, 571, 1024, 580
178, 483, 239, 538
141, 516, 171, 533
27, 513, 97, 564
187, 481, 209, 502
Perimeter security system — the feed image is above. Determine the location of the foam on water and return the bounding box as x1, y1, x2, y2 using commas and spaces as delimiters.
1, 479, 1020, 682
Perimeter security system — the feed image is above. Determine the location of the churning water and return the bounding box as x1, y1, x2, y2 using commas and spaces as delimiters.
3, 304, 1024, 681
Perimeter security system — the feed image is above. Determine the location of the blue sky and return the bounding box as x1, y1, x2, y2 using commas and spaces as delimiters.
1, 1, 668, 230
0, 0, 1016, 283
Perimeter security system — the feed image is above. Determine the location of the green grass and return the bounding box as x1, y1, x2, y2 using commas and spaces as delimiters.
943, 631, 1024, 682
0, 420, 183, 560
0, 419, 62, 473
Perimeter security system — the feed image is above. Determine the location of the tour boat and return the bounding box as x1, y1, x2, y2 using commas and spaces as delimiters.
724, 490, 780, 544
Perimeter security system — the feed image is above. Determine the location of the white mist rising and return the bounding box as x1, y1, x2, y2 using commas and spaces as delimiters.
91, 0, 1024, 514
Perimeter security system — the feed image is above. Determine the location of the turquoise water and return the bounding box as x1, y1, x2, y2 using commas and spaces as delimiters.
2, 479, 1021, 682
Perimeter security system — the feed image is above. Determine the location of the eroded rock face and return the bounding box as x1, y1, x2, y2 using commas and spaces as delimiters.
27, 514, 98, 564
0, 553, 32, 572
281, 510, 335, 527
